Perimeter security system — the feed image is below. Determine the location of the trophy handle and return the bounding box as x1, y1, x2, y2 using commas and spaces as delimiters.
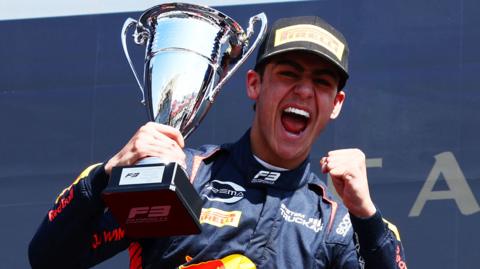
121, 18, 149, 104
207, 12, 268, 102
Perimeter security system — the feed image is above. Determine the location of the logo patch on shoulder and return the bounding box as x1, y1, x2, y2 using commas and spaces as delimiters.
200, 208, 242, 228
203, 180, 246, 204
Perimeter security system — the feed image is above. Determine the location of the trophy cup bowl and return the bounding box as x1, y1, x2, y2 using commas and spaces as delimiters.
102, 3, 267, 238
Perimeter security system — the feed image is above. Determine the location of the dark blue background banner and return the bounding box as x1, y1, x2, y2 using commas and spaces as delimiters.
1, 1, 479, 268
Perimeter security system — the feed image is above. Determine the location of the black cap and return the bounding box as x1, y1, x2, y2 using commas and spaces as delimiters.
255, 16, 349, 90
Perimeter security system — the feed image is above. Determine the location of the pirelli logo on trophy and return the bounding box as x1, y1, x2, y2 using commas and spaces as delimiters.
102, 3, 267, 238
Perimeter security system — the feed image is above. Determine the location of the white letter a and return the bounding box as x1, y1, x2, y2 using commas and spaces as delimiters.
409, 152, 479, 217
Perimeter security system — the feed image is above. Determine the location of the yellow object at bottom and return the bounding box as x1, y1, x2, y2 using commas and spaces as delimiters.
179, 254, 256, 269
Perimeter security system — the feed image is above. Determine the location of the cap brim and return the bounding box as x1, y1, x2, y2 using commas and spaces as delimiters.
255, 47, 349, 90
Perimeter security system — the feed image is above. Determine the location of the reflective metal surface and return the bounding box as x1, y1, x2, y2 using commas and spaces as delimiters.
122, 2, 267, 138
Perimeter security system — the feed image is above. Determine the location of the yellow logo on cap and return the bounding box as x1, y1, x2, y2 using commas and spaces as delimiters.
274, 24, 345, 61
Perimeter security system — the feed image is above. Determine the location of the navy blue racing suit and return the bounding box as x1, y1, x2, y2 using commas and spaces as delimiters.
29, 131, 407, 269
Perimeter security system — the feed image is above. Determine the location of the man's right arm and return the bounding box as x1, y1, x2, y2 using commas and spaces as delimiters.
29, 122, 187, 268
28, 163, 130, 268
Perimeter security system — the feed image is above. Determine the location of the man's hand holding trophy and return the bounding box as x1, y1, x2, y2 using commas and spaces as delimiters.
102, 3, 267, 238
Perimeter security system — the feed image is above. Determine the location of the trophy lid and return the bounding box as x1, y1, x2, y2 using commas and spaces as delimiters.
137, 3, 245, 40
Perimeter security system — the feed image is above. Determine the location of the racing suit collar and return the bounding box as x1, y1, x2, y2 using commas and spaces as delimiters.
223, 130, 312, 191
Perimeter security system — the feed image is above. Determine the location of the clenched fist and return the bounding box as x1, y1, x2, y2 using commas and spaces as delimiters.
104, 122, 186, 175
320, 149, 376, 218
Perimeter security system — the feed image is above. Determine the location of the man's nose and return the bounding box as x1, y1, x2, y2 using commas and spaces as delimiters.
293, 79, 314, 98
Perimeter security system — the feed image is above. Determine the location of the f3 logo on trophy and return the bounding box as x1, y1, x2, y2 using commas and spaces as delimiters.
126, 205, 172, 224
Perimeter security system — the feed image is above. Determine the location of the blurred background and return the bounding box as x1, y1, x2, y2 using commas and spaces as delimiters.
1, 0, 479, 268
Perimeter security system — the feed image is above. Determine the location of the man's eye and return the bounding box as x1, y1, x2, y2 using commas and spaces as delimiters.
279, 71, 298, 78
314, 78, 333, 87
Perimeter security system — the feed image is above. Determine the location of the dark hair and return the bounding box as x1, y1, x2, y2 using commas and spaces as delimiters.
252, 58, 272, 111
253, 58, 270, 80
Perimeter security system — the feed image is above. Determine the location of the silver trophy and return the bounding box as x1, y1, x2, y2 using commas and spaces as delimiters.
102, 3, 267, 238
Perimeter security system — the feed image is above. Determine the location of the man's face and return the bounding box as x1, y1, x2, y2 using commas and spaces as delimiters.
247, 51, 345, 169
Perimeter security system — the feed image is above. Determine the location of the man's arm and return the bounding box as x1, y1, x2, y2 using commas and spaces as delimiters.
350, 211, 407, 268
29, 122, 187, 268
333, 210, 407, 269
321, 149, 407, 268
29, 164, 130, 268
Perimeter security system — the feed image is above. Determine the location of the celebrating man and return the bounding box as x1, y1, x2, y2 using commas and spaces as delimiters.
29, 15, 407, 269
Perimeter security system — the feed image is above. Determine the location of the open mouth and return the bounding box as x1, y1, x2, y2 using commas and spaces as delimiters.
281, 107, 310, 135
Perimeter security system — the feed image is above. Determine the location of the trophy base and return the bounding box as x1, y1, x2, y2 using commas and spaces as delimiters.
102, 162, 202, 238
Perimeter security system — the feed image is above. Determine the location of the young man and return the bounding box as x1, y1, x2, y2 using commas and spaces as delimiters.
29, 16, 407, 269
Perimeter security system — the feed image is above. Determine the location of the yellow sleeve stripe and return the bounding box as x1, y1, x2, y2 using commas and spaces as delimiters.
54, 163, 103, 204
383, 218, 401, 241
73, 163, 102, 185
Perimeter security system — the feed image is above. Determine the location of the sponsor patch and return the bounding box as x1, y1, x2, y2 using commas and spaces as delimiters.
354, 232, 365, 269
251, 170, 281, 185
336, 213, 352, 237
274, 24, 345, 61
49, 188, 74, 221
91, 227, 125, 249
200, 208, 242, 228
280, 203, 323, 233
396, 245, 408, 269
203, 180, 246, 204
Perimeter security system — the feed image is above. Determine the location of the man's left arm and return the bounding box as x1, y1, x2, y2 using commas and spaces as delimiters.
321, 149, 407, 269
350, 210, 407, 268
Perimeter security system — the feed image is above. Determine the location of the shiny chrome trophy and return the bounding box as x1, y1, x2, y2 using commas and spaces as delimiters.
102, 3, 267, 238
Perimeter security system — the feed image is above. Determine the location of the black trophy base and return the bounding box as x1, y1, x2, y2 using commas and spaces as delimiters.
102, 162, 202, 238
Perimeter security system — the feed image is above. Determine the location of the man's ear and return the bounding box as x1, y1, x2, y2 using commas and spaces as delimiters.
330, 90, 346, 119
246, 69, 261, 101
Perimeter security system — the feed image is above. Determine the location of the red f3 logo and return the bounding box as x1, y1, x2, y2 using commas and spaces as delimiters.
128, 205, 171, 219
